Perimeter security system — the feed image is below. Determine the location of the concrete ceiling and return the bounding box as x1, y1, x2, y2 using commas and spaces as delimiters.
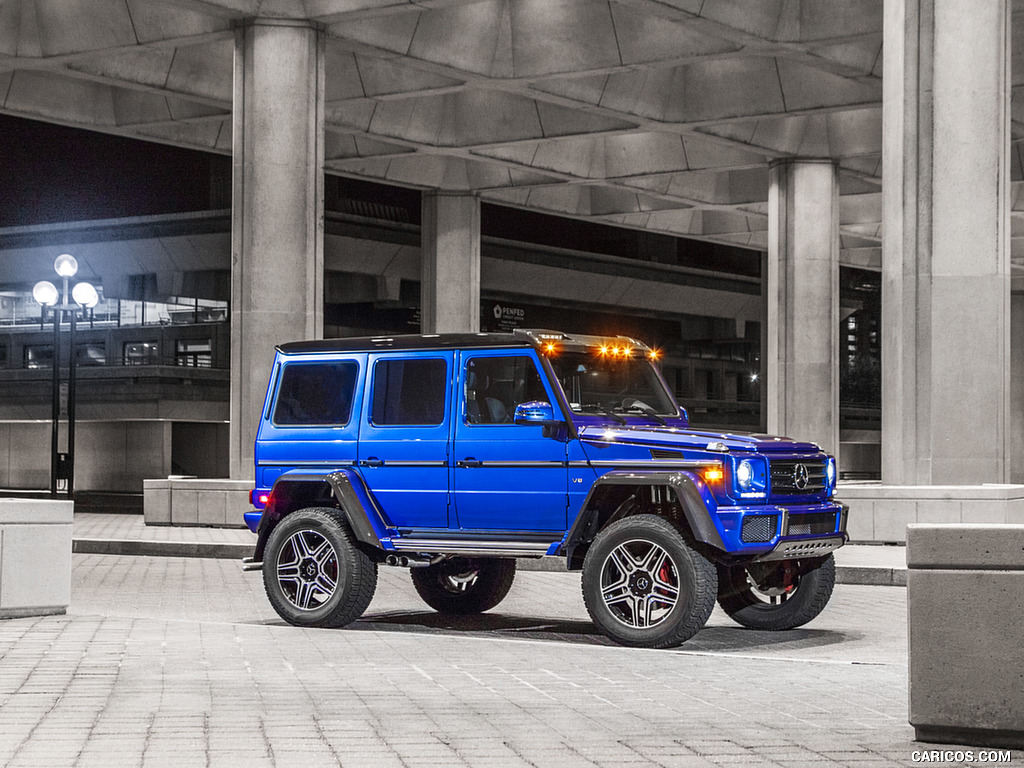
2, 0, 1023, 272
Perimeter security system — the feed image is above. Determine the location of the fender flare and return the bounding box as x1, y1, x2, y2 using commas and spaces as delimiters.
253, 468, 390, 560
562, 470, 726, 558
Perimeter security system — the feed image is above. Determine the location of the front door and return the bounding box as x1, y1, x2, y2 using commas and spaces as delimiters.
357, 352, 453, 530
452, 350, 567, 532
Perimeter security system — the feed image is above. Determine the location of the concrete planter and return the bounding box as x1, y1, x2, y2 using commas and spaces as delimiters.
908, 524, 1024, 749
143, 478, 250, 528
0, 499, 73, 618
840, 483, 1024, 543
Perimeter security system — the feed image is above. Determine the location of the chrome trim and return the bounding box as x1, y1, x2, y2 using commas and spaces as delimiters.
390, 539, 553, 557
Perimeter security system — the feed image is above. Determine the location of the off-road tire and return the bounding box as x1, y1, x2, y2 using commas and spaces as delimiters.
411, 558, 516, 614
263, 507, 377, 628
581, 514, 717, 648
716, 554, 835, 630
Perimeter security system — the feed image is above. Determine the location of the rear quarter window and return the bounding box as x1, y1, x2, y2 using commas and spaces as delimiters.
272, 361, 358, 426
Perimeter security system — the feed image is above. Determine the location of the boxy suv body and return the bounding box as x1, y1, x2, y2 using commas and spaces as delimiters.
244, 329, 848, 648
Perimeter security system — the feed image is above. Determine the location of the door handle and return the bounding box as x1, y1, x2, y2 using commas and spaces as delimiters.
458, 458, 482, 468
361, 457, 384, 468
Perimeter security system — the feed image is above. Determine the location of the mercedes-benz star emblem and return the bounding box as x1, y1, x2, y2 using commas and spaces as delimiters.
792, 463, 809, 490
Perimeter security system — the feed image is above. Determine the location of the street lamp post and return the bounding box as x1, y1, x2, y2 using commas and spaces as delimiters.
32, 254, 99, 499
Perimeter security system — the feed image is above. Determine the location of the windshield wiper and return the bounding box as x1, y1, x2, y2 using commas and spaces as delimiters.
578, 403, 627, 425
623, 404, 668, 426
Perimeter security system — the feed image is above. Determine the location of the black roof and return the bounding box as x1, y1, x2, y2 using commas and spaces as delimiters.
276, 328, 652, 355
277, 333, 530, 354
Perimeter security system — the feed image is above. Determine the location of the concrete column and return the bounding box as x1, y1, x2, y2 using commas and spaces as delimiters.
230, 20, 325, 480
882, 0, 1010, 485
1011, 293, 1024, 483
421, 192, 480, 333
766, 159, 840, 458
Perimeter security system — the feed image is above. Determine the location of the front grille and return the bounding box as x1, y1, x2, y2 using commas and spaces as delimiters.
741, 514, 778, 543
770, 459, 827, 495
786, 512, 839, 537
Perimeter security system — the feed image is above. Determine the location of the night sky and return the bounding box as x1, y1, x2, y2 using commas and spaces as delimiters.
0, 114, 225, 227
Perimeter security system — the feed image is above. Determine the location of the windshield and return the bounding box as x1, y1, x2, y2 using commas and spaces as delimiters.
544, 349, 678, 419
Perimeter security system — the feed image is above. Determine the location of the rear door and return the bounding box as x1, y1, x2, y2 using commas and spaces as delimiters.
357, 352, 453, 530
452, 349, 568, 532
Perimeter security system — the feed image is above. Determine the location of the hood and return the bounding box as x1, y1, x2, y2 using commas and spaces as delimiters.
576, 425, 823, 454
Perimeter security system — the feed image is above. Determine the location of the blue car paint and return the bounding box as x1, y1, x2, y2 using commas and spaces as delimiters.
247, 334, 845, 560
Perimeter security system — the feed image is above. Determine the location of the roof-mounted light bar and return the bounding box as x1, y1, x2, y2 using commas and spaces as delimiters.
514, 328, 651, 353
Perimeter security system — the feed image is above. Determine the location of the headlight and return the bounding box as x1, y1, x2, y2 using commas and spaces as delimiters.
826, 457, 837, 495
736, 460, 754, 489
729, 456, 767, 499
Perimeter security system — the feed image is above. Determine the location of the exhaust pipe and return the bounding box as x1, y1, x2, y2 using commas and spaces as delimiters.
384, 554, 440, 568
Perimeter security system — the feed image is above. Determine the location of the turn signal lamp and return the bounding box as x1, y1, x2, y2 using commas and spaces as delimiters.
543, 342, 558, 354
648, 349, 661, 360
702, 467, 724, 483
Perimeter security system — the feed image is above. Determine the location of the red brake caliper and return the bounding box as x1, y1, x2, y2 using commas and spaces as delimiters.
656, 562, 673, 604
781, 561, 797, 594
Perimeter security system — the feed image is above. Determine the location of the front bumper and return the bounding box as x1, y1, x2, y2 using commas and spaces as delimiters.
715, 500, 848, 555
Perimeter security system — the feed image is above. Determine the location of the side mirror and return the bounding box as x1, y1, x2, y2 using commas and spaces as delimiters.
513, 401, 565, 437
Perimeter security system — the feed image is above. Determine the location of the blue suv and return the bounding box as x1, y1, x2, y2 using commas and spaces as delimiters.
244, 329, 847, 648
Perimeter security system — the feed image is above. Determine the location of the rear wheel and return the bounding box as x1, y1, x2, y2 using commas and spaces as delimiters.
263, 507, 377, 628
411, 558, 516, 614
581, 514, 717, 648
716, 555, 835, 630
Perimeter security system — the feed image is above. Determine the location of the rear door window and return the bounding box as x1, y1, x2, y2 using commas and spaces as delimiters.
370, 358, 447, 426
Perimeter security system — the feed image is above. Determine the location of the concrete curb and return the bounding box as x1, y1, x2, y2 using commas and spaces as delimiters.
836, 565, 907, 587
73, 538, 252, 560
72, 537, 908, 586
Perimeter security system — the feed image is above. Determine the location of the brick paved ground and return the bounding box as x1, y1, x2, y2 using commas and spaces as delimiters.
2, 552, 1010, 768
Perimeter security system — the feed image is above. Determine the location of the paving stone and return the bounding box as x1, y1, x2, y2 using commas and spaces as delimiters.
0, 553, 1018, 767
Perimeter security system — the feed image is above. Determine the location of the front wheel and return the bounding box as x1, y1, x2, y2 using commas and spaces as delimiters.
263, 507, 378, 628
581, 515, 717, 648
411, 558, 516, 614
716, 554, 836, 630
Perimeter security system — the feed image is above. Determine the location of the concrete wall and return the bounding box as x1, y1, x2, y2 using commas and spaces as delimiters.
841, 484, 1024, 543
144, 478, 250, 528
0, 420, 226, 493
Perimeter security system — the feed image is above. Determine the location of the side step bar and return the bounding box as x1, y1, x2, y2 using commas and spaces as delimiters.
390, 538, 552, 558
